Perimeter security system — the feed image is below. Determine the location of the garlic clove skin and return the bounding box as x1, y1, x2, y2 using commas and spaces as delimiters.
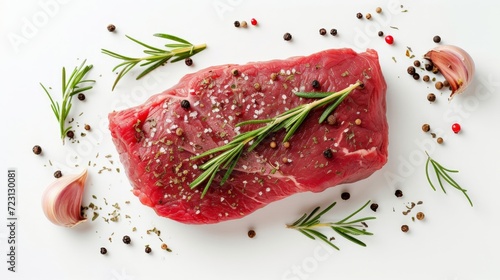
41, 169, 88, 227
424, 45, 475, 99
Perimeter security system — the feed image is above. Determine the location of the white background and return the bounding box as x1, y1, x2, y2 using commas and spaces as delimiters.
1, 0, 500, 279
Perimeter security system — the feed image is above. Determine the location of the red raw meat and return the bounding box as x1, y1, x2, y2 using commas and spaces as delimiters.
109, 48, 388, 224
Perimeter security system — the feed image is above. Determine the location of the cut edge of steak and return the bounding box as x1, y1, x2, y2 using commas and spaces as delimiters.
109, 48, 388, 224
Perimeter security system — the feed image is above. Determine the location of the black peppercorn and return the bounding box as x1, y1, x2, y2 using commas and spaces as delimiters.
423, 75, 430, 82
435, 81, 444, 90
66, 130, 74, 139
413, 73, 420, 80
107, 24, 116, 32
184, 58, 193, 66
395, 189, 403, 198
145, 246, 152, 254
54, 170, 62, 178
401, 224, 409, 233
77, 93, 85, 101
84, 124, 91, 131
407, 66, 415, 75
341, 192, 350, 200
427, 93, 436, 102
234, 21, 240, 28
330, 28, 337, 36
413, 60, 421, 67
311, 79, 320, 89
283, 32, 292, 41
323, 149, 333, 159
433, 35, 441, 43
356, 12, 363, 19
378, 31, 384, 37
122, 235, 131, 244
100, 247, 107, 254
422, 123, 431, 132
319, 28, 327, 35
370, 203, 379, 212
248, 230, 256, 238
180, 99, 190, 110
425, 62, 433, 71
32, 145, 42, 155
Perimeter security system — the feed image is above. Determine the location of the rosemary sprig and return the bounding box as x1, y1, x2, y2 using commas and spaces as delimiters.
101, 33, 207, 90
287, 200, 375, 250
190, 82, 361, 198
40, 60, 94, 143
425, 152, 473, 206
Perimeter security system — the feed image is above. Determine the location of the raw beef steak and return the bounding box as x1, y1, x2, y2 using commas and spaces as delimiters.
109, 48, 388, 224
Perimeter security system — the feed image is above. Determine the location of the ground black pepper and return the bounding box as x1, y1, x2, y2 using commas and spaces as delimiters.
32, 145, 42, 155
100, 247, 107, 254
181, 99, 190, 110
395, 189, 403, 198
283, 33, 292, 41
341, 192, 350, 200
122, 235, 131, 244
54, 170, 62, 178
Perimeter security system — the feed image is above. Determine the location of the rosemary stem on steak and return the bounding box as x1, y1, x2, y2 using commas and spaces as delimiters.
101, 33, 207, 90
286, 200, 375, 250
425, 152, 473, 206
190, 81, 362, 198
40, 60, 94, 143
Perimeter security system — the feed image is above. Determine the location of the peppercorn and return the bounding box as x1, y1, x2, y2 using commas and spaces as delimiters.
370, 203, 379, 212
432, 66, 439, 74
437, 137, 444, 144
250, 18, 258, 26
161, 243, 169, 251
32, 145, 42, 155
240, 21, 248, 28
77, 93, 85, 101
184, 58, 193, 66
435, 81, 444, 90
283, 32, 292, 41
378, 31, 384, 37
270, 141, 277, 149
452, 123, 461, 134
413, 60, 421, 67
395, 189, 403, 198
416, 212, 425, 220
319, 28, 327, 36
100, 247, 107, 254
84, 124, 91, 131
231, 68, 239, 76
327, 115, 336, 125
248, 229, 256, 238
443, 80, 450, 87
175, 128, 183, 136
254, 83, 261, 91
282, 157, 289, 164
311, 79, 320, 89
145, 246, 152, 254
356, 12, 363, 19
427, 93, 436, 102
401, 224, 409, 232
283, 141, 290, 148
376, 7, 382, 13
433, 35, 441, 43
422, 123, 430, 132
66, 130, 74, 139
423, 75, 430, 82
413, 73, 420, 80
341, 192, 350, 200
54, 170, 62, 178
180, 99, 190, 109
234, 21, 240, 28
407, 66, 416, 75
122, 235, 131, 244
425, 62, 433, 71
270, 73, 278, 81
355, 118, 361, 125
330, 28, 337, 36
323, 149, 333, 159
107, 24, 116, 32
385, 35, 394, 45
365, 13, 372, 20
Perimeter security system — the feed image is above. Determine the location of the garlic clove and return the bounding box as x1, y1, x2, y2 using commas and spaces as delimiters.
41, 169, 88, 227
424, 45, 475, 99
